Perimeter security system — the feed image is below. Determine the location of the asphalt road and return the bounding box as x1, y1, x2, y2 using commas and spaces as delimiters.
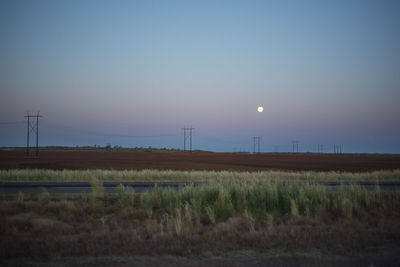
0, 182, 200, 194
1, 181, 400, 194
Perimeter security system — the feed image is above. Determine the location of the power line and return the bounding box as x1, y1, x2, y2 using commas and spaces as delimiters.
0, 121, 25, 125
40, 122, 179, 138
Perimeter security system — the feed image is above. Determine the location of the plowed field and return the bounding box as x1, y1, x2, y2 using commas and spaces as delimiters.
1, 150, 399, 172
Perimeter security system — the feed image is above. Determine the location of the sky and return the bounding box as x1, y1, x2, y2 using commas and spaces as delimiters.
1, 0, 400, 153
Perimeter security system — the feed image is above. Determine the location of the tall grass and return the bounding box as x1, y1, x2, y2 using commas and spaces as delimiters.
0, 169, 399, 182
2, 177, 399, 260
116, 184, 135, 208
90, 178, 104, 199
128, 179, 397, 224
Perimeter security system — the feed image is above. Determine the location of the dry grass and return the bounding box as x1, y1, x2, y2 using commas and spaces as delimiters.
1, 180, 400, 260
0, 169, 399, 182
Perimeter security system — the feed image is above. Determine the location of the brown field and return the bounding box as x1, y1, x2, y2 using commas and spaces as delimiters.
1, 149, 399, 172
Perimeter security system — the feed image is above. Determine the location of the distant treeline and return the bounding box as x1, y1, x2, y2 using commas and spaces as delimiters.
0, 145, 185, 153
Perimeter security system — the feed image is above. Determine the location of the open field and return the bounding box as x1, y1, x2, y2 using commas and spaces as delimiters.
1, 150, 400, 266
1, 179, 400, 266
1, 150, 400, 172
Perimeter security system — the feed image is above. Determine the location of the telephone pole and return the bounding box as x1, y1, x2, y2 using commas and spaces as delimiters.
24, 112, 42, 157
182, 126, 194, 153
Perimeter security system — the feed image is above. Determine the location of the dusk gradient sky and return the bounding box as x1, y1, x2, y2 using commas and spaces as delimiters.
1, 0, 400, 153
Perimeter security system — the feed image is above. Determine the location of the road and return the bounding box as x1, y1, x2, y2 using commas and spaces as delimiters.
0, 182, 200, 194
1, 181, 400, 194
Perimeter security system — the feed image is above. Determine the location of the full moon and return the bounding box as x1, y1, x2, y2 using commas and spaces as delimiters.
257, 106, 264, 113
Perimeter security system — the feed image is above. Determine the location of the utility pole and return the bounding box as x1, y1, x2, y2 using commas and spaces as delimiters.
318, 144, 324, 154
292, 141, 299, 153
36, 113, 39, 156
24, 112, 42, 157
182, 126, 194, 153
190, 126, 193, 152
26, 113, 30, 156
253, 136, 261, 154
334, 144, 341, 154
182, 127, 186, 152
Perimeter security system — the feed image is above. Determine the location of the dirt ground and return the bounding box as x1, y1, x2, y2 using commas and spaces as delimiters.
1, 150, 399, 172
3, 247, 400, 267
